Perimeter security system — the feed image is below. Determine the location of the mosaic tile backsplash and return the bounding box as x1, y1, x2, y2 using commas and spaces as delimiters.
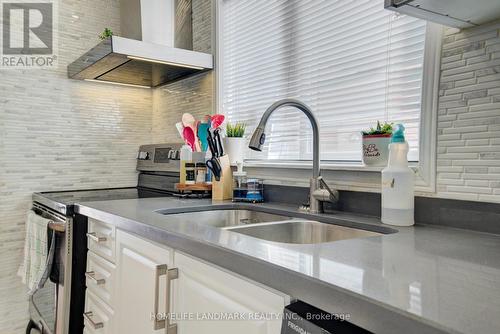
0, 0, 153, 332
436, 22, 500, 202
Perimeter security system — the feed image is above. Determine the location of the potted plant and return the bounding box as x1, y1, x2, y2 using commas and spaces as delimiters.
98, 28, 113, 40
223, 122, 247, 164
362, 121, 393, 166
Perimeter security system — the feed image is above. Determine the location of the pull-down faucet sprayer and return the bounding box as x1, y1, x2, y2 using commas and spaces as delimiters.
249, 99, 339, 213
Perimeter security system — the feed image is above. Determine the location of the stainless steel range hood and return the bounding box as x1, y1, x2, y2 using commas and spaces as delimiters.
68, 0, 213, 88
67, 36, 212, 88
385, 0, 500, 28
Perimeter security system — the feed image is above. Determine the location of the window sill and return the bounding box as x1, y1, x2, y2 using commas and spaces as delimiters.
240, 160, 419, 172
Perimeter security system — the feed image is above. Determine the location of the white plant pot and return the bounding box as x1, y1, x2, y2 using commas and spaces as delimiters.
362, 134, 391, 166
223, 137, 246, 164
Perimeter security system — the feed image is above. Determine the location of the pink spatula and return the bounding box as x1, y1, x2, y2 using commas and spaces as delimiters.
211, 114, 225, 129
182, 113, 201, 151
182, 126, 196, 152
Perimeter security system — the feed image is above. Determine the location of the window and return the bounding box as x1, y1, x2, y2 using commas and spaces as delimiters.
219, 0, 431, 162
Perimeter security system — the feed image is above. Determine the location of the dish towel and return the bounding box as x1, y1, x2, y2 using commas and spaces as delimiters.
18, 210, 56, 295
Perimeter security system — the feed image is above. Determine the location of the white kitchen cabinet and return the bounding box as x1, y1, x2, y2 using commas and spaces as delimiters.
86, 251, 116, 307
84, 290, 115, 334
114, 230, 175, 334
172, 252, 289, 334
87, 218, 116, 263
85, 227, 289, 334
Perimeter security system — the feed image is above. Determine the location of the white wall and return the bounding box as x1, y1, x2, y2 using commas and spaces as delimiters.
0, 1, 153, 332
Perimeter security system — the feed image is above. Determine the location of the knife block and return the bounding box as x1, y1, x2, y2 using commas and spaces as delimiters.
212, 155, 233, 201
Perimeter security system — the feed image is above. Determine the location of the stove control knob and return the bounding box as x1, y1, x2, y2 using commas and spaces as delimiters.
168, 150, 176, 160
137, 151, 149, 160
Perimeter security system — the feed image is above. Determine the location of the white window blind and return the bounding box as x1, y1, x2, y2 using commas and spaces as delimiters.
220, 0, 427, 162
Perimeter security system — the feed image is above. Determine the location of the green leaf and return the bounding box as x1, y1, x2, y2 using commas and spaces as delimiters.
99, 28, 113, 40
363, 121, 393, 135
226, 122, 246, 137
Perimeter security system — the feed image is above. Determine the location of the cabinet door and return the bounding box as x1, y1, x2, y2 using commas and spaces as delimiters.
86, 251, 116, 307
84, 290, 114, 334
115, 230, 174, 334
88, 218, 116, 263
173, 252, 289, 334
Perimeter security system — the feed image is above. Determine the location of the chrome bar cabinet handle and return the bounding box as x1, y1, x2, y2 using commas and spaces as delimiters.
85, 271, 105, 285
86, 232, 107, 243
83, 311, 104, 329
153, 264, 179, 334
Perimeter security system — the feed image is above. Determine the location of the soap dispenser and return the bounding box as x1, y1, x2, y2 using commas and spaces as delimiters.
381, 124, 414, 226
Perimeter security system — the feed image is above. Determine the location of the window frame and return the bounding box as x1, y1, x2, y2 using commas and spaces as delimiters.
215, 0, 442, 192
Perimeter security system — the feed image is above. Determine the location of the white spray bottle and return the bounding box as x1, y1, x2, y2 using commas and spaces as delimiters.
381, 124, 414, 226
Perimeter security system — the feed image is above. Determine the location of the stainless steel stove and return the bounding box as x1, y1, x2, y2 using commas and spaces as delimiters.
28, 143, 196, 334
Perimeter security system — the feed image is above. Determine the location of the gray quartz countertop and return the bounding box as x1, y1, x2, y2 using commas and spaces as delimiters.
76, 197, 500, 334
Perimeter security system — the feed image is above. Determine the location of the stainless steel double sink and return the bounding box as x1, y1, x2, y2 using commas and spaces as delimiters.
162, 209, 385, 245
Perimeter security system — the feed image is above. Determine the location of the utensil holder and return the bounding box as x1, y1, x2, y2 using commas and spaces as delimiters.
212, 155, 233, 201
191, 151, 206, 163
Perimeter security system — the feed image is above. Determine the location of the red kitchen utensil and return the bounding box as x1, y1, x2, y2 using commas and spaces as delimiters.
182, 113, 201, 151
211, 114, 225, 129
182, 126, 196, 151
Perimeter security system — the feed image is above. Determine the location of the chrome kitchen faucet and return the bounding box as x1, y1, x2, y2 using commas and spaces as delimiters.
249, 99, 339, 213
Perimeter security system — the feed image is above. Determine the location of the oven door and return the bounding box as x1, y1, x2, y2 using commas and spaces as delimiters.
29, 205, 72, 334
29, 229, 67, 334
30, 279, 57, 333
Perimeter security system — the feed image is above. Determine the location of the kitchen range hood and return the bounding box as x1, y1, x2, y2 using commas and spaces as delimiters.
68, 0, 212, 88
67, 36, 212, 88
385, 0, 500, 29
